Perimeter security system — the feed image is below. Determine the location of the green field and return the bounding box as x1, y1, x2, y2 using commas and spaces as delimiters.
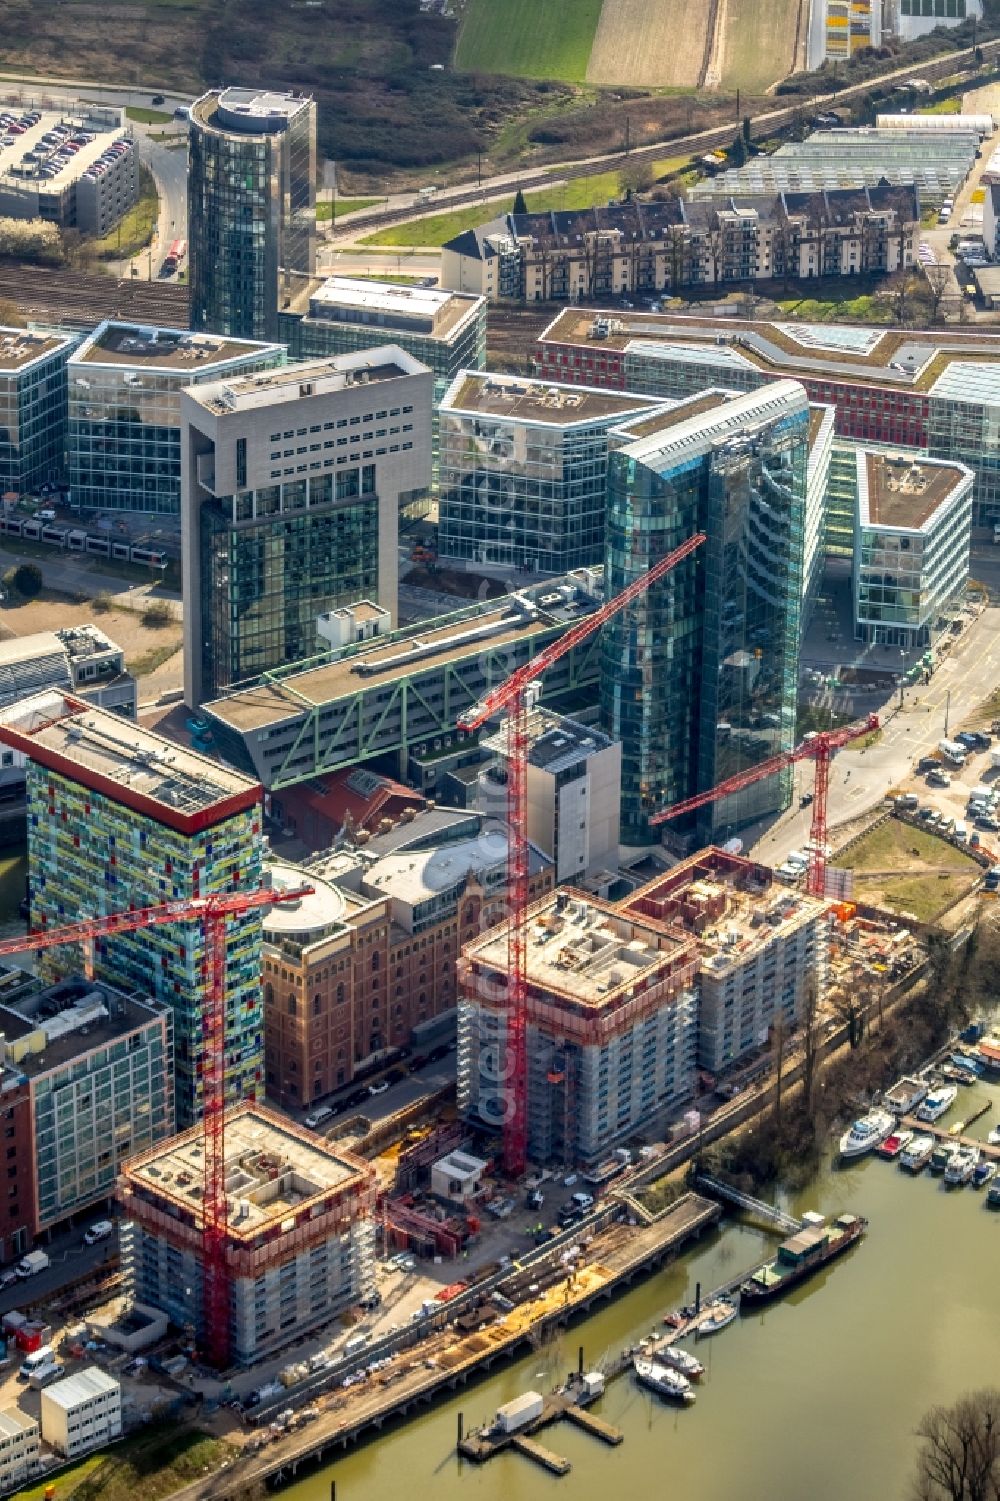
455, 0, 603, 81
124, 106, 173, 124
362, 169, 624, 247
317, 198, 383, 221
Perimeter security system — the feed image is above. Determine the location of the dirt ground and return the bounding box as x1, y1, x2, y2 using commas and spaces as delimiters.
0, 592, 183, 700
586, 0, 709, 86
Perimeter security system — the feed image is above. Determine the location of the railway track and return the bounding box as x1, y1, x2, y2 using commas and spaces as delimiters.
0, 263, 189, 328
334, 36, 1000, 243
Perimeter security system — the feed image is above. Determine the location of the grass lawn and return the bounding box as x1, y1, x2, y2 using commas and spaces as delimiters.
454, 0, 603, 81
90, 163, 158, 260
124, 106, 173, 125
775, 289, 892, 324
837, 818, 978, 875
362, 169, 624, 248
837, 818, 981, 922
12, 1456, 105, 1501
317, 198, 383, 220
69, 1426, 237, 1501
720, 0, 801, 92
917, 97, 962, 114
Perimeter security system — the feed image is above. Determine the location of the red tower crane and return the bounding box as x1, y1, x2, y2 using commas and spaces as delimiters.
457, 532, 706, 1178
0, 883, 310, 1369
651, 712, 880, 897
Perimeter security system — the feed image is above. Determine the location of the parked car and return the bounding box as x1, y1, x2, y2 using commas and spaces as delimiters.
151, 94, 165, 105
84, 1219, 113, 1245
368, 1079, 390, 1097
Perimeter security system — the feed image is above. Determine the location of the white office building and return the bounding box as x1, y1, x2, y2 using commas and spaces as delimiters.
40, 1369, 122, 1458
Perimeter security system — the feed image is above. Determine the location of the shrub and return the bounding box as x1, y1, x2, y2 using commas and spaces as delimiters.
12, 564, 42, 599
141, 600, 174, 628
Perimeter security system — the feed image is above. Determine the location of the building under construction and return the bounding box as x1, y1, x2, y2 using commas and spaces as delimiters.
622, 847, 829, 1075
118, 1105, 377, 1364
457, 892, 700, 1166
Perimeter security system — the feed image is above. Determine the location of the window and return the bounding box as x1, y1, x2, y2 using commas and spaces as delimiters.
287, 995, 297, 1017
236, 437, 247, 489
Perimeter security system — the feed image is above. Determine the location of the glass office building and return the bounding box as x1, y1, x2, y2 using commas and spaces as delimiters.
189, 89, 316, 341
437, 372, 664, 575
180, 349, 433, 707
0, 328, 74, 495
67, 322, 283, 515
601, 381, 809, 845
853, 450, 973, 648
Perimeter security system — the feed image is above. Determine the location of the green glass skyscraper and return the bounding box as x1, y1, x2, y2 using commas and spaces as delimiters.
188, 88, 316, 341
601, 380, 809, 845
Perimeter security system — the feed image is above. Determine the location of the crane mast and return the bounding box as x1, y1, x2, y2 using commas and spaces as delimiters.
459, 533, 706, 1177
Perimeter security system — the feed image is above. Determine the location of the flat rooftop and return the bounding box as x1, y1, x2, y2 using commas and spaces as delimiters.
188, 344, 426, 416
206, 591, 594, 733
442, 370, 660, 426
363, 826, 547, 907
469, 892, 689, 1006
862, 451, 970, 530
539, 308, 1000, 395
0, 969, 166, 1078
192, 88, 312, 134
263, 861, 348, 937
610, 390, 731, 442
483, 706, 615, 772
0, 326, 71, 374
124, 1105, 368, 1237
0, 690, 260, 826
309, 277, 482, 340
0, 106, 129, 191
72, 321, 276, 371
39, 1368, 118, 1411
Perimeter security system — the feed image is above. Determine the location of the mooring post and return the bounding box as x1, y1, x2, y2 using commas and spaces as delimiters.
578, 1345, 584, 1375
457, 1412, 464, 1446
330, 1482, 336, 1501
695, 1280, 702, 1314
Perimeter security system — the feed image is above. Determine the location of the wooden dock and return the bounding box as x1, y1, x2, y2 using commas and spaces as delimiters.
512, 1435, 571, 1474
563, 1404, 623, 1444
901, 1115, 998, 1155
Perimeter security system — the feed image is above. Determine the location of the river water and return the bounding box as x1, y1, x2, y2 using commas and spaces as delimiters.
282, 1081, 1000, 1501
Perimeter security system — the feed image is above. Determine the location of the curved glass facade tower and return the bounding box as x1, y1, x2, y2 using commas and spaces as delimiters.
189, 88, 316, 341
601, 381, 809, 845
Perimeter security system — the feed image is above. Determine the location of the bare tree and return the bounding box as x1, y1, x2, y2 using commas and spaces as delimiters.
771, 1016, 787, 1129
620, 162, 654, 199
877, 271, 920, 327
923, 263, 954, 325
912, 1389, 1000, 1501
800, 977, 821, 1116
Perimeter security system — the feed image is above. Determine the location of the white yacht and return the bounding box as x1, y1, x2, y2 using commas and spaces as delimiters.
633, 1356, 696, 1404
916, 1084, 959, 1124
898, 1134, 935, 1172
661, 1345, 704, 1381
839, 1108, 895, 1160
944, 1145, 980, 1186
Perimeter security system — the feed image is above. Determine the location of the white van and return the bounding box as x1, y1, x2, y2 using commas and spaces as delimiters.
344, 1333, 370, 1359
305, 1106, 333, 1130
954, 821, 969, 843
18, 1346, 54, 1382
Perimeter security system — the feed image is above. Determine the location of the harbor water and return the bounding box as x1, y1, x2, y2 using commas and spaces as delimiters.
280, 1081, 1000, 1501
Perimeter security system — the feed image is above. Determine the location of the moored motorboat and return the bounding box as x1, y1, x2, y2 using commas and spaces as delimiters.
694, 1295, 739, 1338
917, 1084, 959, 1123
839, 1109, 895, 1160
877, 1129, 913, 1160
898, 1134, 935, 1172
930, 1141, 958, 1174
660, 1344, 704, 1381
987, 1178, 1000, 1208
973, 1159, 996, 1188
633, 1355, 696, 1403
944, 1146, 979, 1186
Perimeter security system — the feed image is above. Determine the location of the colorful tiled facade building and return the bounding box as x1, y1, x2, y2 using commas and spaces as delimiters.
0, 691, 265, 1128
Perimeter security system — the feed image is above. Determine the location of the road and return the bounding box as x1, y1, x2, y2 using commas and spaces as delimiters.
748, 552, 1000, 868
0, 1227, 117, 1320
4, 33, 999, 251
317, 248, 441, 283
